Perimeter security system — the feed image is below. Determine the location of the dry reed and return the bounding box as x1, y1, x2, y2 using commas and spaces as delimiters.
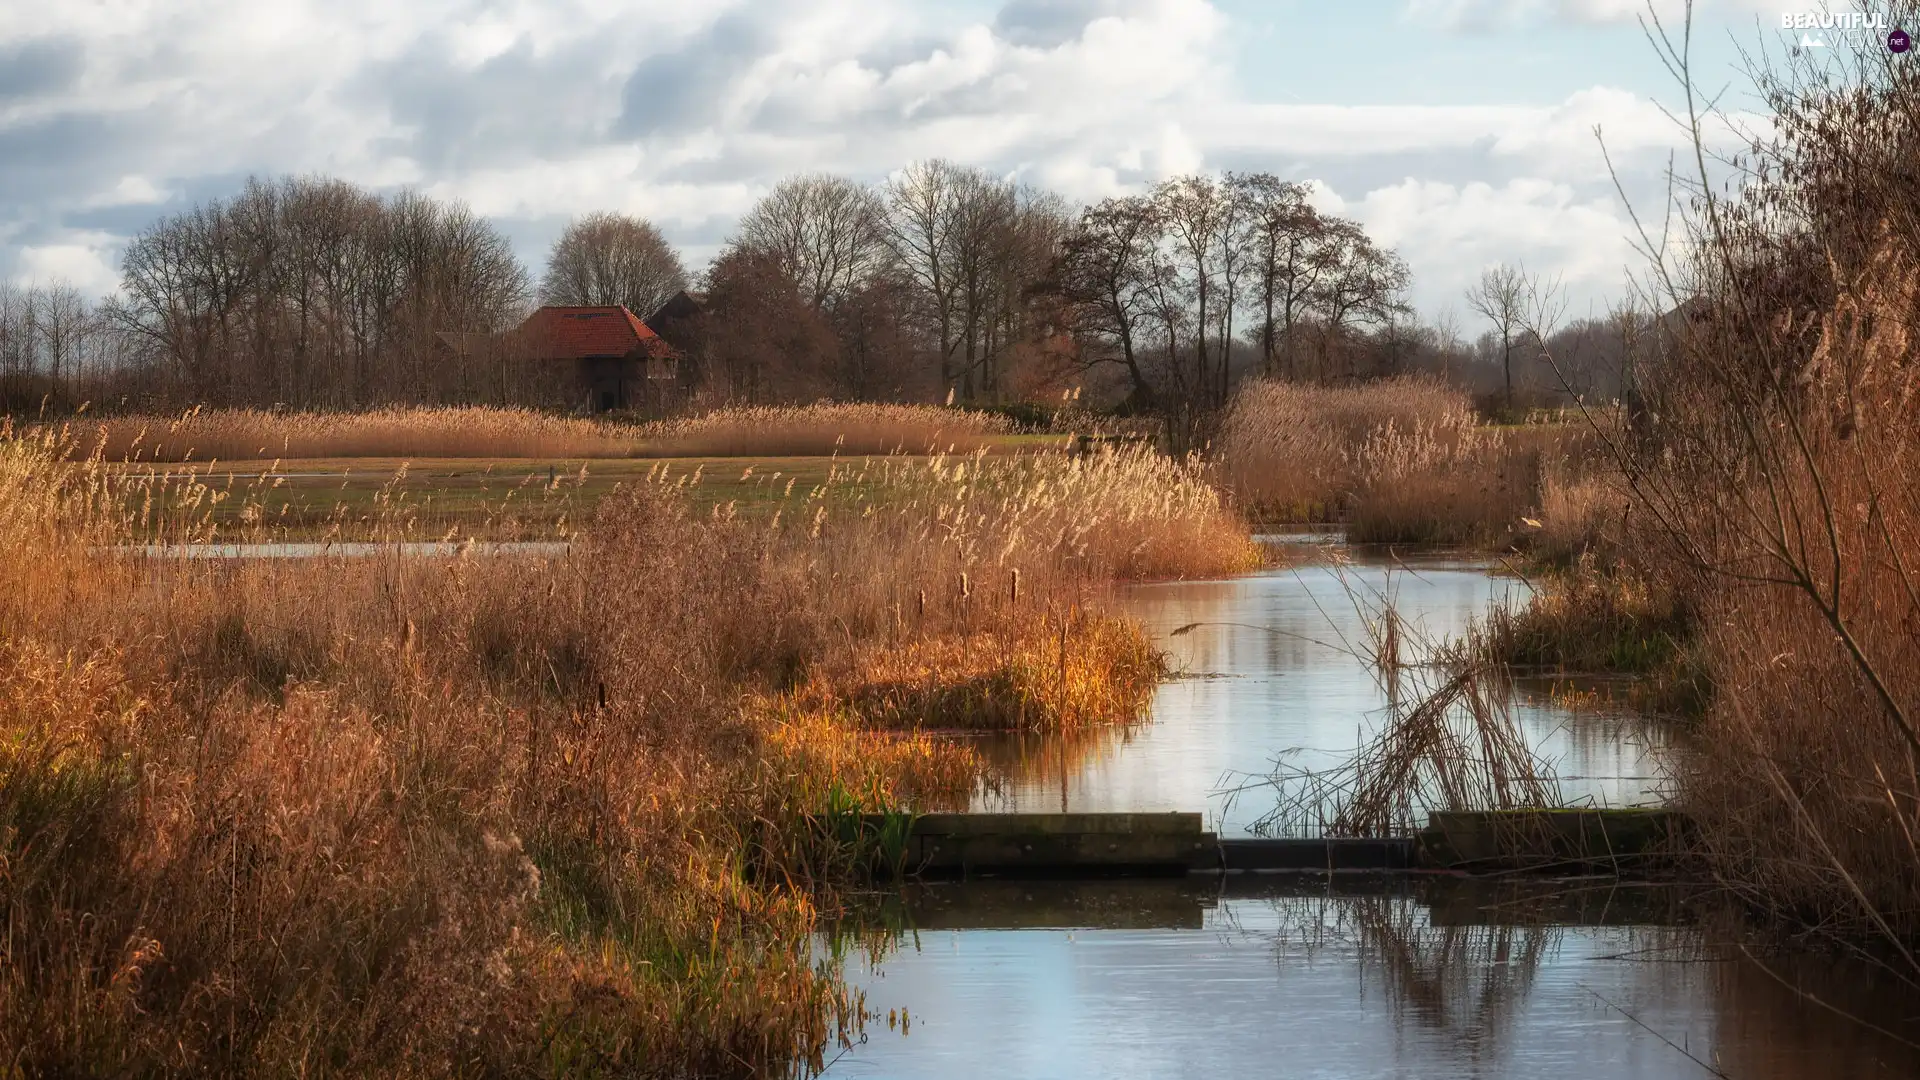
1215, 377, 1596, 549
1247, 590, 1562, 839
55, 402, 1017, 463
0, 419, 1254, 1073
637, 403, 1013, 457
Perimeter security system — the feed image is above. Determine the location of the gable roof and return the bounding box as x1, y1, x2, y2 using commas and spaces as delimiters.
514, 306, 679, 361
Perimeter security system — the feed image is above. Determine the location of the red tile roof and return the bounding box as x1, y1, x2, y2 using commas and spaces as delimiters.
514, 306, 679, 361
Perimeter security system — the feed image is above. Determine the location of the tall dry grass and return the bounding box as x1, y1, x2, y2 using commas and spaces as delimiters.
1649, 253, 1920, 944
1214, 376, 1475, 522
55, 402, 1017, 463
0, 423, 1254, 1073
62, 405, 639, 461
1215, 376, 1599, 548
1587, 22, 1920, 957
1249, 591, 1563, 839
638, 403, 1014, 458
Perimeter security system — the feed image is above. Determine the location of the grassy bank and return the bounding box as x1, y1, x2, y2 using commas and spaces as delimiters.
1480, 562, 1709, 718
0, 428, 1253, 1074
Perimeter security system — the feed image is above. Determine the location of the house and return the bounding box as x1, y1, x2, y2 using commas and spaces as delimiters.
644, 289, 707, 346
508, 305, 682, 413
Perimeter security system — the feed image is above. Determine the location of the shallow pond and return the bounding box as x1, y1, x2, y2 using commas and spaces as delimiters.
825, 542, 1916, 1078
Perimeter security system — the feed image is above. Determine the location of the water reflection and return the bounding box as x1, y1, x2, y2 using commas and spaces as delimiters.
825, 878, 1920, 1079
973, 548, 1671, 834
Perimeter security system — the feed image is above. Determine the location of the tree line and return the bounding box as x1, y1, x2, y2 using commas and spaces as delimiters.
1, 166, 1643, 421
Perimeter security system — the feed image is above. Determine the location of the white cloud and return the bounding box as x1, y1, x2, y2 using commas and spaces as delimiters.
1352, 177, 1642, 314
14, 237, 122, 294
0, 0, 1735, 321
1401, 0, 1770, 30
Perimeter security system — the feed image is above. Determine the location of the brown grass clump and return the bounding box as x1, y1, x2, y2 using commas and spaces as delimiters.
1523, 461, 1631, 565
798, 608, 1164, 732
1251, 602, 1562, 839
1480, 560, 1708, 718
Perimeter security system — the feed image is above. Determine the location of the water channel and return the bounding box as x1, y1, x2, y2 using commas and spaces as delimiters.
822, 540, 1920, 1078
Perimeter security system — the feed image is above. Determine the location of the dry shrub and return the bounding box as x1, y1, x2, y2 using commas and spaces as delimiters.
637, 403, 1013, 457
1251, 602, 1561, 839
1659, 249, 1920, 939
1618, 30, 1920, 954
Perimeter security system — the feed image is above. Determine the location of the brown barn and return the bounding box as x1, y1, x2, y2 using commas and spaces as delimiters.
435, 304, 688, 413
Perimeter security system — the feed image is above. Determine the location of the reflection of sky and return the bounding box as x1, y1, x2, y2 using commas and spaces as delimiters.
975, 550, 1669, 834
824, 893, 1920, 1080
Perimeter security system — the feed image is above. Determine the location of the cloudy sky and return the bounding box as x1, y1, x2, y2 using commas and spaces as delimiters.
0, 0, 1805, 321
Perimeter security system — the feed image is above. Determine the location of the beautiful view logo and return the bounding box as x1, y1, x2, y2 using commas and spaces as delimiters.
1780, 11, 1892, 29
1781, 10, 1909, 50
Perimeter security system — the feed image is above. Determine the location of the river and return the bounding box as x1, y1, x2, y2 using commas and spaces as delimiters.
821, 541, 1920, 1078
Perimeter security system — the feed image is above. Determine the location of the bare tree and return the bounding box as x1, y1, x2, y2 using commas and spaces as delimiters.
733, 174, 887, 312
1052, 195, 1161, 406
540, 212, 687, 317
110, 175, 530, 408
884, 160, 964, 391
1313, 221, 1410, 381
1154, 175, 1234, 408
1464, 262, 1529, 408
1233, 174, 1325, 380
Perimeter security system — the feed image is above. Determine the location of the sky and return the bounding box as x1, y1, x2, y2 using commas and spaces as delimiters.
0, 0, 1830, 323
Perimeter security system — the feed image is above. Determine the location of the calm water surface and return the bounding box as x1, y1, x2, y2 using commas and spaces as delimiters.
825, 542, 1916, 1078
824, 878, 1920, 1079
973, 542, 1669, 834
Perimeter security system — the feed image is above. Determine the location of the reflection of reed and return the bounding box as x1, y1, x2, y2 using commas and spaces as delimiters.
965, 722, 1142, 806
1708, 945, 1920, 1079
1351, 894, 1560, 1064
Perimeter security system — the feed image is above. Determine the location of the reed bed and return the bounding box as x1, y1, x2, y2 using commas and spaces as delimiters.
1214, 377, 1597, 548
54, 402, 1019, 464
1214, 376, 1476, 522
0, 421, 1252, 1074
637, 403, 1014, 458
61, 405, 640, 461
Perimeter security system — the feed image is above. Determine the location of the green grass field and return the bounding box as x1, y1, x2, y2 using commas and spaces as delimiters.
105, 449, 1047, 541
